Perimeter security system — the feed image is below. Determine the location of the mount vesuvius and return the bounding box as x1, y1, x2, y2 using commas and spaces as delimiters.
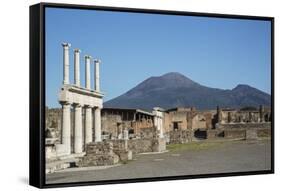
104, 72, 271, 110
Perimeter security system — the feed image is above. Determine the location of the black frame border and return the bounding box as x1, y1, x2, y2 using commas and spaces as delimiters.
29, 2, 275, 189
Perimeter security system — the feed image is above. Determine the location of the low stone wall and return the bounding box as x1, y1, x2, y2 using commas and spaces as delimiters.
218, 122, 271, 129
140, 127, 156, 139
224, 129, 246, 139
208, 122, 272, 140
128, 138, 166, 154
221, 127, 271, 140
206, 129, 218, 139
257, 128, 271, 137
78, 142, 119, 167
107, 140, 132, 162
128, 139, 154, 154
169, 130, 191, 144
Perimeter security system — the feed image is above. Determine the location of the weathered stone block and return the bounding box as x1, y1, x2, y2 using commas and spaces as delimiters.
152, 138, 166, 152
78, 142, 119, 167
246, 129, 258, 140
257, 128, 271, 138
207, 130, 217, 139
169, 130, 191, 144
224, 129, 246, 139
128, 139, 154, 154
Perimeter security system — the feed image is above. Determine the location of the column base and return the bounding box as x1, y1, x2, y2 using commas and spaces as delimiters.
55, 144, 71, 157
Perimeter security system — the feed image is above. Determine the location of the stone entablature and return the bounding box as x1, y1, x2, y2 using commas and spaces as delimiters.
59, 85, 103, 108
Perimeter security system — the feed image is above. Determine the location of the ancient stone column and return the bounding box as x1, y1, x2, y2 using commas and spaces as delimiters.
62, 43, 71, 85
217, 106, 222, 123
85, 106, 93, 144
159, 116, 164, 138
123, 129, 129, 140
249, 112, 253, 122
153, 108, 164, 138
85, 55, 91, 89
61, 103, 71, 155
94, 107, 102, 142
228, 112, 232, 123
94, 59, 101, 92
74, 49, 81, 86
74, 104, 83, 153
259, 105, 264, 122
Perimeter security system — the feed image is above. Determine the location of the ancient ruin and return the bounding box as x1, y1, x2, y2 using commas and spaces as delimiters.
45, 43, 271, 174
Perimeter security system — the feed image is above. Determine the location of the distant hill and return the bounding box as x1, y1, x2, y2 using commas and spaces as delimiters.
104, 72, 271, 110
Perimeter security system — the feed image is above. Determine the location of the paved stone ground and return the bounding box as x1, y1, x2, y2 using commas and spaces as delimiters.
46, 139, 271, 184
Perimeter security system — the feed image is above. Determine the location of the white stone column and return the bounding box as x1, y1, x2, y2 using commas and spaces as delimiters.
153, 108, 164, 138
74, 104, 83, 153
85, 55, 91, 89
62, 43, 71, 85
94, 59, 101, 92
94, 107, 102, 142
85, 106, 93, 144
159, 116, 164, 138
61, 103, 71, 155
123, 129, 129, 140
74, 49, 81, 86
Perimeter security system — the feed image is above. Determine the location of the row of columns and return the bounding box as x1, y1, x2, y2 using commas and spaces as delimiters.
62, 43, 101, 91
61, 103, 102, 155
61, 43, 103, 155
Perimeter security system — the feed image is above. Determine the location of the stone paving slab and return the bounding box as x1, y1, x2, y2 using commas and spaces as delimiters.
46, 139, 271, 184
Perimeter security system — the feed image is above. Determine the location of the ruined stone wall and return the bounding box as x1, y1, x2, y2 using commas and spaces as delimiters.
135, 118, 153, 130
207, 122, 271, 140
163, 112, 172, 134
218, 122, 271, 129
78, 142, 119, 166
139, 127, 156, 139
106, 140, 132, 162
127, 138, 166, 154
164, 110, 188, 131
45, 108, 62, 140
192, 114, 206, 129
101, 114, 122, 139
220, 110, 271, 123
101, 113, 154, 139
169, 130, 192, 144
191, 111, 216, 130
128, 139, 153, 154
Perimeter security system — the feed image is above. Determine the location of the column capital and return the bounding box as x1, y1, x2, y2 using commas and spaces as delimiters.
74, 49, 81, 53
62, 42, 71, 48
94, 59, 101, 64
83, 104, 92, 108
85, 55, 92, 60
60, 101, 71, 106
73, 103, 82, 108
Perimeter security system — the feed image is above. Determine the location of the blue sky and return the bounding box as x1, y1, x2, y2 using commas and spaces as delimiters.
46, 7, 271, 108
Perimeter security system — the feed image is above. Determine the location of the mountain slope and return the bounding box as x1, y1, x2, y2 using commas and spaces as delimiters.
104, 72, 271, 110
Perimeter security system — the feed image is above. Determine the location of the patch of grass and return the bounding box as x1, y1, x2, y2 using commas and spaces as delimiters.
167, 141, 224, 152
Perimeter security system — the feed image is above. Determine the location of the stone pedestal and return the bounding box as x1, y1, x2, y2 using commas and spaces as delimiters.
207, 129, 218, 139
152, 138, 166, 152
246, 129, 258, 140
